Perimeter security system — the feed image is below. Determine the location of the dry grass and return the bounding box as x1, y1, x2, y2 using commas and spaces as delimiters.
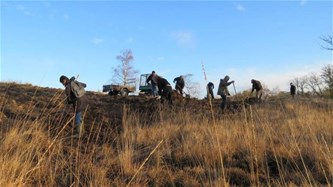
0, 82, 332, 186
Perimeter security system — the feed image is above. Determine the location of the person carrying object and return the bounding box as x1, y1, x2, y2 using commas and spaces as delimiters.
59, 75, 88, 137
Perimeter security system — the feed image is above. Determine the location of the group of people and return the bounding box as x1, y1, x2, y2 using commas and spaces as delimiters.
58, 71, 185, 137
145, 70, 185, 104
207, 76, 297, 110
207, 76, 263, 110
59, 72, 298, 137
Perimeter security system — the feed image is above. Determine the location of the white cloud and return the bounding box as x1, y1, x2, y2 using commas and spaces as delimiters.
157, 56, 165, 61
16, 4, 33, 16
203, 61, 329, 97
238, 62, 326, 92
300, 0, 307, 6
236, 4, 245, 11
126, 37, 134, 43
91, 38, 104, 45
42, 2, 51, 7
171, 31, 196, 49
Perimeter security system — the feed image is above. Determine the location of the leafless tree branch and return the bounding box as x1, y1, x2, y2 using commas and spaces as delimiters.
320, 34, 333, 50
112, 49, 138, 85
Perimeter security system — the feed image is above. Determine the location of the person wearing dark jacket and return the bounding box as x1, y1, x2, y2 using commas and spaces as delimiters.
249, 79, 263, 102
157, 77, 173, 105
60, 75, 88, 137
217, 76, 234, 110
207, 82, 214, 99
146, 71, 159, 97
173, 75, 185, 95
290, 83, 296, 98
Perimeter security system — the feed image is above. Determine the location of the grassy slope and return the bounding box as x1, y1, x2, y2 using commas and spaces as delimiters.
0, 82, 332, 186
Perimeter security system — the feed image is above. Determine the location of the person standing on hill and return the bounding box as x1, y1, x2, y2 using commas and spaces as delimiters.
217, 76, 234, 110
173, 75, 185, 95
146, 71, 160, 97
290, 82, 296, 98
249, 79, 263, 102
207, 82, 215, 99
59, 75, 88, 137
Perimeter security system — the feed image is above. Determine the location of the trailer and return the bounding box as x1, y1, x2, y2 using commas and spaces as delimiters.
103, 74, 154, 96
103, 80, 136, 96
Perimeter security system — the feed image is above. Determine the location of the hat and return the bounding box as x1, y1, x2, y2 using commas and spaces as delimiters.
59, 75, 68, 83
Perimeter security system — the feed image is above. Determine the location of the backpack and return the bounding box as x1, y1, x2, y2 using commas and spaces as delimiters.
70, 80, 86, 98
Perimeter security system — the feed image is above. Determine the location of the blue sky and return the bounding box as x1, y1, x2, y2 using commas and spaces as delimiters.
1, 0, 332, 98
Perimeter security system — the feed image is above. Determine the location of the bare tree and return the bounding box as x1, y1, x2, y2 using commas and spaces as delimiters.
320, 34, 333, 50
183, 74, 200, 98
113, 49, 138, 85
305, 72, 324, 96
321, 64, 333, 98
292, 76, 307, 95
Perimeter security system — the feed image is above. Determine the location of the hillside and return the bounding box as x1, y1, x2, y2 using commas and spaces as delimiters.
0, 82, 332, 186
0, 82, 253, 133
1, 83, 202, 127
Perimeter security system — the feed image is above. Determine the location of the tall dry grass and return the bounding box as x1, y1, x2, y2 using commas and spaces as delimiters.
0, 88, 332, 186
